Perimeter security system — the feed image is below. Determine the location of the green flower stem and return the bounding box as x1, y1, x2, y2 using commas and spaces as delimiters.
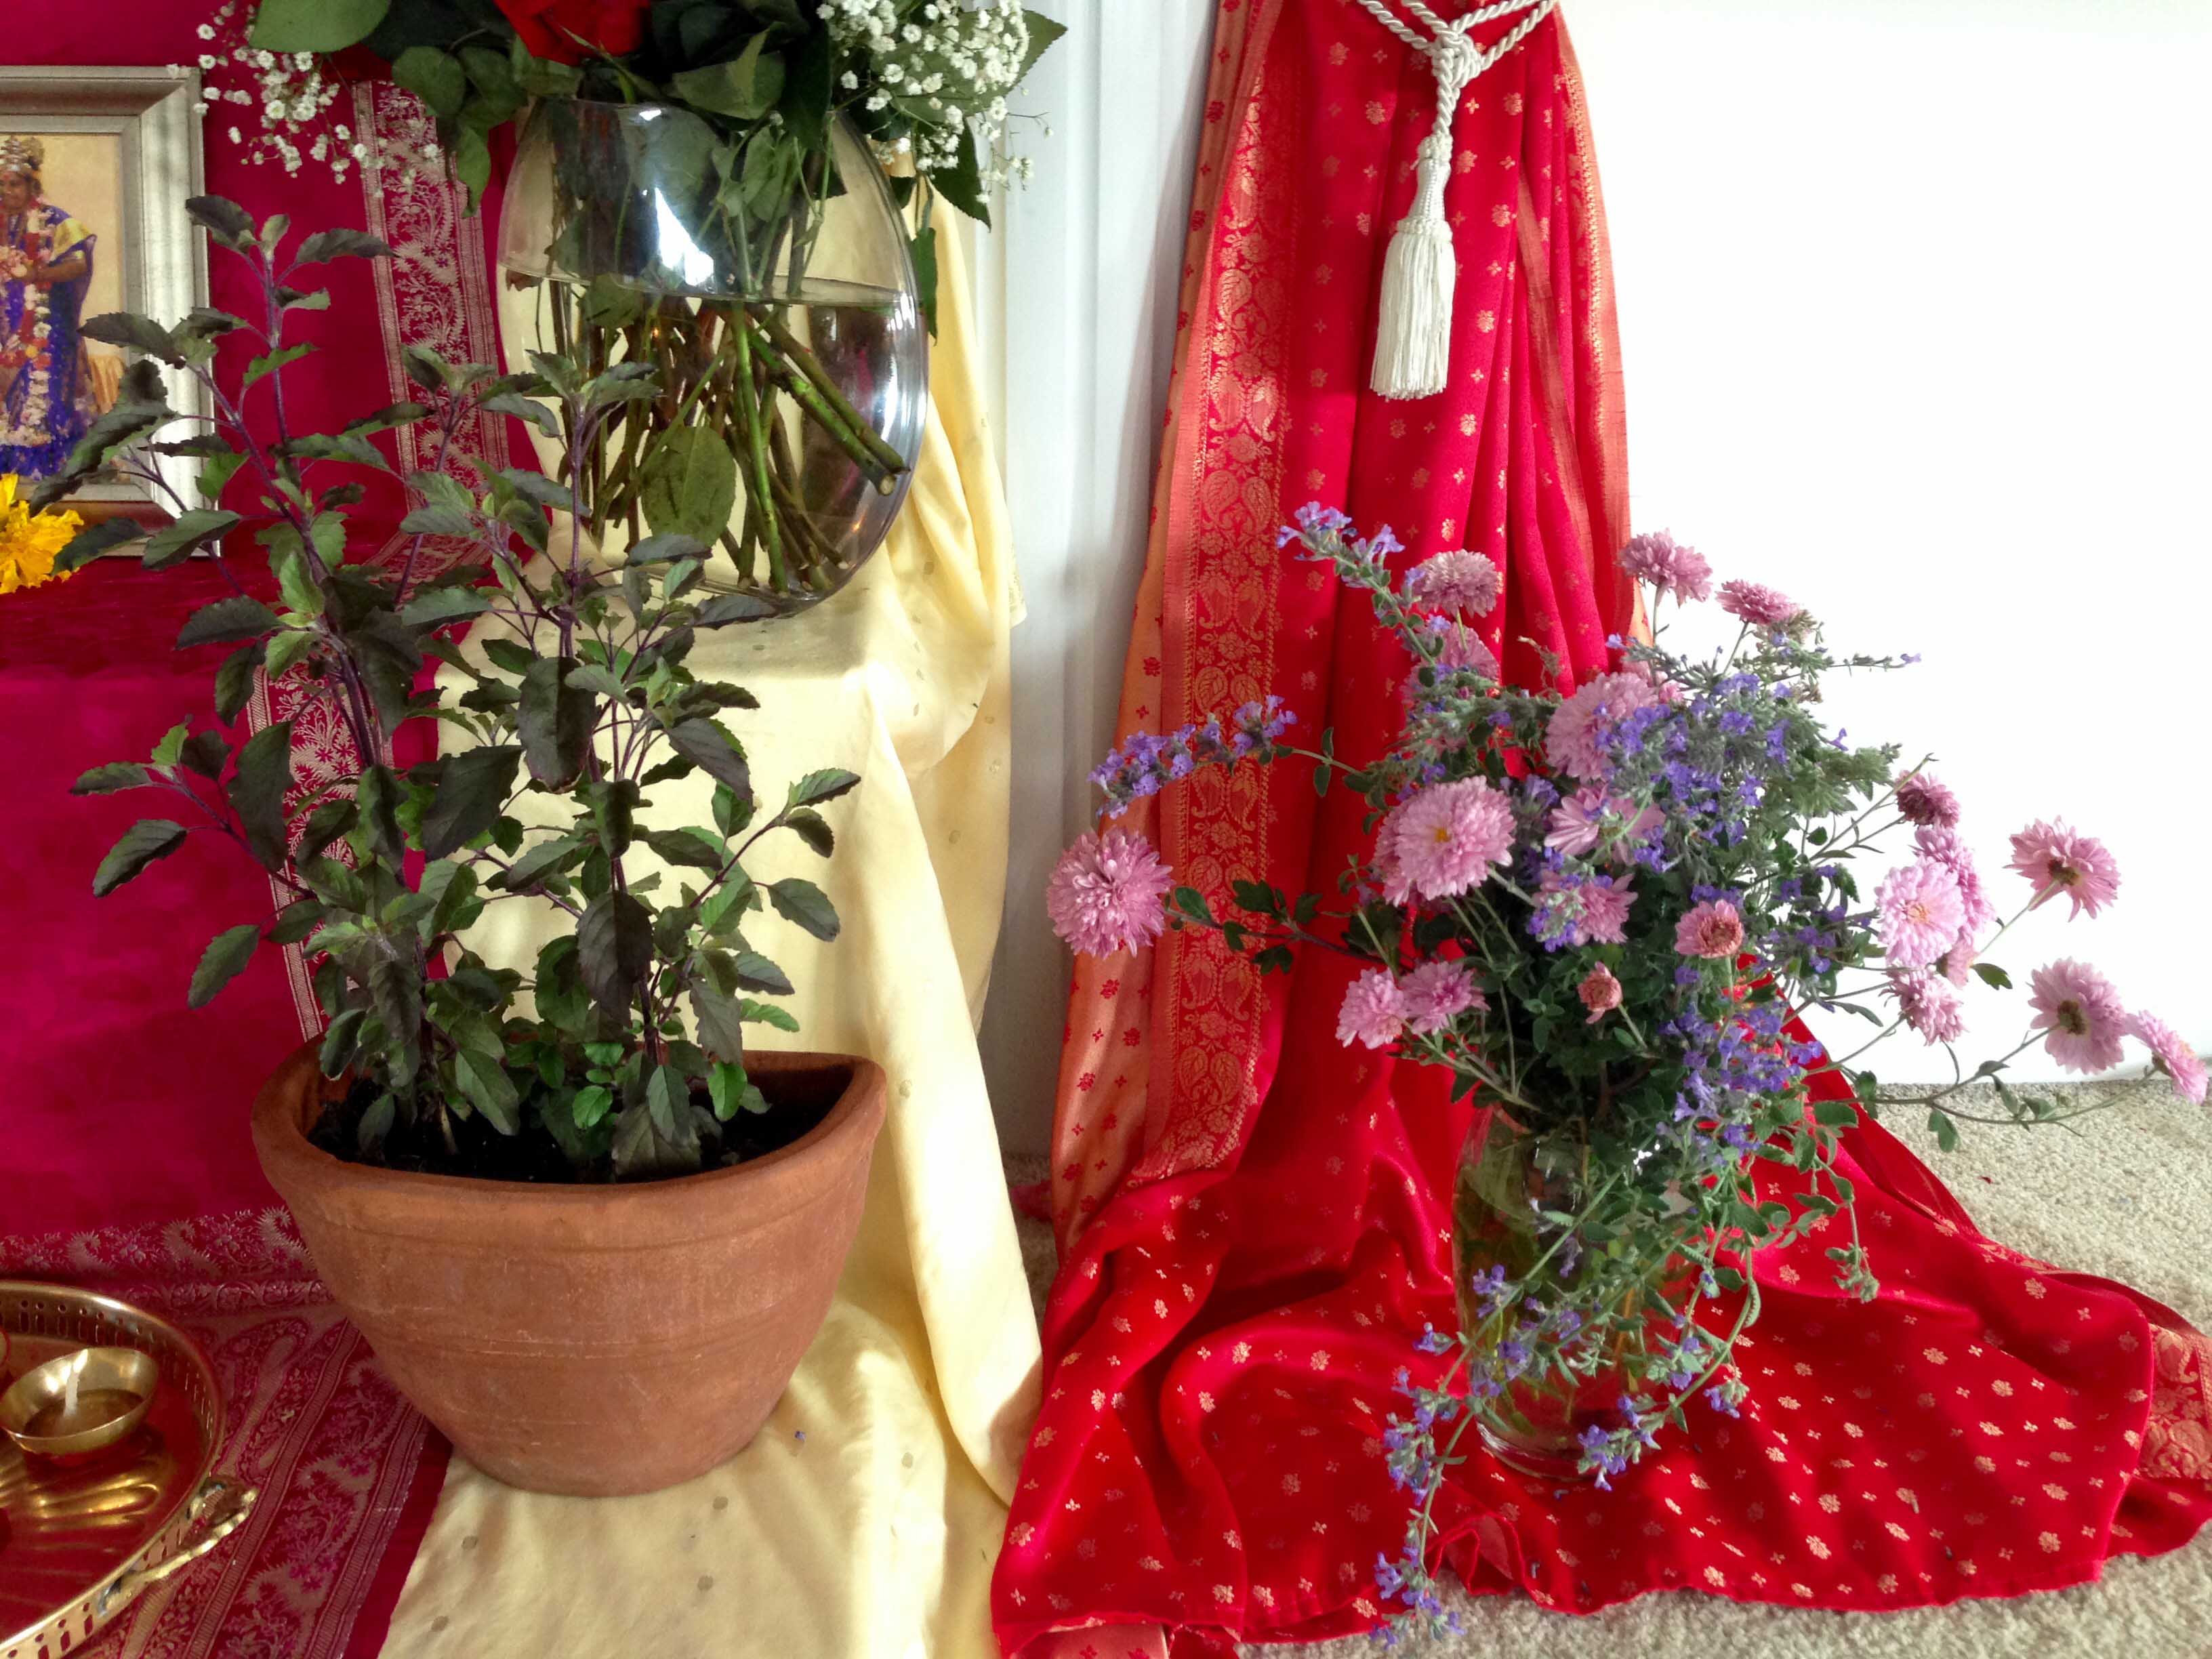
745, 307, 909, 483
728, 322, 787, 593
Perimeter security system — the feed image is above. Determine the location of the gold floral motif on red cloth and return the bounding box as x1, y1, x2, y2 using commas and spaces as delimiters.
2145, 1326, 2212, 1483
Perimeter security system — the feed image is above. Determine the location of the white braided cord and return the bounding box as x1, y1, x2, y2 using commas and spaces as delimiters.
1348, 0, 1559, 129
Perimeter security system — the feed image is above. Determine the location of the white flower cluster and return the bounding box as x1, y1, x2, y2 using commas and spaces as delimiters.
817, 0, 1040, 188
177, 1, 436, 185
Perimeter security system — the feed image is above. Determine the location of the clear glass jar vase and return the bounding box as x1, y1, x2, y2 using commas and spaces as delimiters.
1451, 1117, 1623, 1481
497, 101, 929, 613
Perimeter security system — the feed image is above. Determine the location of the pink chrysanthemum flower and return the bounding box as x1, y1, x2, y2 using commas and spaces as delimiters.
1913, 826, 1996, 935
1544, 787, 1664, 861
1618, 531, 1715, 603
1337, 968, 1407, 1050
2129, 1012, 2208, 1106
1046, 829, 1175, 958
1374, 779, 1516, 904
1406, 550, 1503, 617
1674, 899, 1745, 960
1876, 860, 1967, 970
2027, 958, 2129, 1073
2009, 819, 2122, 920
1939, 932, 1978, 988
1888, 970, 1966, 1046
1576, 875, 1637, 945
1717, 580, 1803, 628
1399, 960, 1486, 1036
1896, 773, 1961, 828
1544, 672, 1658, 782
1578, 963, 1623, 1024
1403, 624, 1499, 705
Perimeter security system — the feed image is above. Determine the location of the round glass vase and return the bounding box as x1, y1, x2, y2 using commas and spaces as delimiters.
1451, 1117, 1627, 1483
497, 101, 929, 613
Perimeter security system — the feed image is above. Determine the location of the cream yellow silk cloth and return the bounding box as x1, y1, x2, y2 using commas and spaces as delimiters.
381, 216, 1041, 1659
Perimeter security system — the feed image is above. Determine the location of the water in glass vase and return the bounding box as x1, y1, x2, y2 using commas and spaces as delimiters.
519, 276, 926, 610
1451, 1117, 1624, 1482
497, 104, 930, 613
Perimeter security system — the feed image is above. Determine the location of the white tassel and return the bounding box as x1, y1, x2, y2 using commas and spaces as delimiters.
1355, 2, 1559, 401
1371, 137, 1458, 401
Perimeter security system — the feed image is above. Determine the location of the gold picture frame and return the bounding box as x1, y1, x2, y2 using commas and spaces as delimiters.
0, 66, 208, 528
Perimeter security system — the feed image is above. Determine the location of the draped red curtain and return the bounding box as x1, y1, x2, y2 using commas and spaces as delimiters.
994, 5, 2212, 1655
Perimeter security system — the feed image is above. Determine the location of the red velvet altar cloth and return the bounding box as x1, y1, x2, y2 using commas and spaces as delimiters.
0, 12, 524, 1652
992, 5, 2212, 1656
1, 559, 295, 1236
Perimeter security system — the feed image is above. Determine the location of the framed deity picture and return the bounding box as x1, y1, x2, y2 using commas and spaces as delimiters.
0, 66, 207, 524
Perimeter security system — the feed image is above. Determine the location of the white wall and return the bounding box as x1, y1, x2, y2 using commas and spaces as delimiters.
978, 1, 2212, 1147
978, 1, 1216, 1153
1567, 0, 2212, 1079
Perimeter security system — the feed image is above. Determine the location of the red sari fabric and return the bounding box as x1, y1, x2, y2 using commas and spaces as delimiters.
991, 5, 2212, 1655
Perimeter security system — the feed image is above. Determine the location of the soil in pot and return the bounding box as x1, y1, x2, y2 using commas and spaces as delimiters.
306, 1071, 842, 1184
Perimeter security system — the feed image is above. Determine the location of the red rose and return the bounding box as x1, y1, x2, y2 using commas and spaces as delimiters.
495, 0, 650, 64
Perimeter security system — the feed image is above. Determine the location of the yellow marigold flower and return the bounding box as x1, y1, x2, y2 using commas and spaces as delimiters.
0, 472, 83, 594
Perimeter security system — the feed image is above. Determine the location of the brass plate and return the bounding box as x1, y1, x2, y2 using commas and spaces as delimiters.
0, 1282, 256, 1659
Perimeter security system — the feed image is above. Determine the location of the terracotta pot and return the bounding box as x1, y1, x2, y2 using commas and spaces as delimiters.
251, 1044, 886, 1496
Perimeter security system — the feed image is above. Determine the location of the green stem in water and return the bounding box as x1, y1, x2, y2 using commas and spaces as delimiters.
728, 323, 787, 593
746, 306, 910, 482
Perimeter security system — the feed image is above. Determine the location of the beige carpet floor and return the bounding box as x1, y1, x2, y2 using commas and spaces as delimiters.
1006, 1079, 2212, 1658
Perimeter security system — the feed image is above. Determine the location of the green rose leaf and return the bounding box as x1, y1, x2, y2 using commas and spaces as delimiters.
249, 0, 390, 52
672, 33, 787, 121
91, 819, 188, 897
910, 221, 940, 335
391, 45, 468, 119
188, 923, 263, 1009
508, 37, 583, 99
640, 427, 739, 547
1020, 10, 1069, 80
931, 125, 991, 226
